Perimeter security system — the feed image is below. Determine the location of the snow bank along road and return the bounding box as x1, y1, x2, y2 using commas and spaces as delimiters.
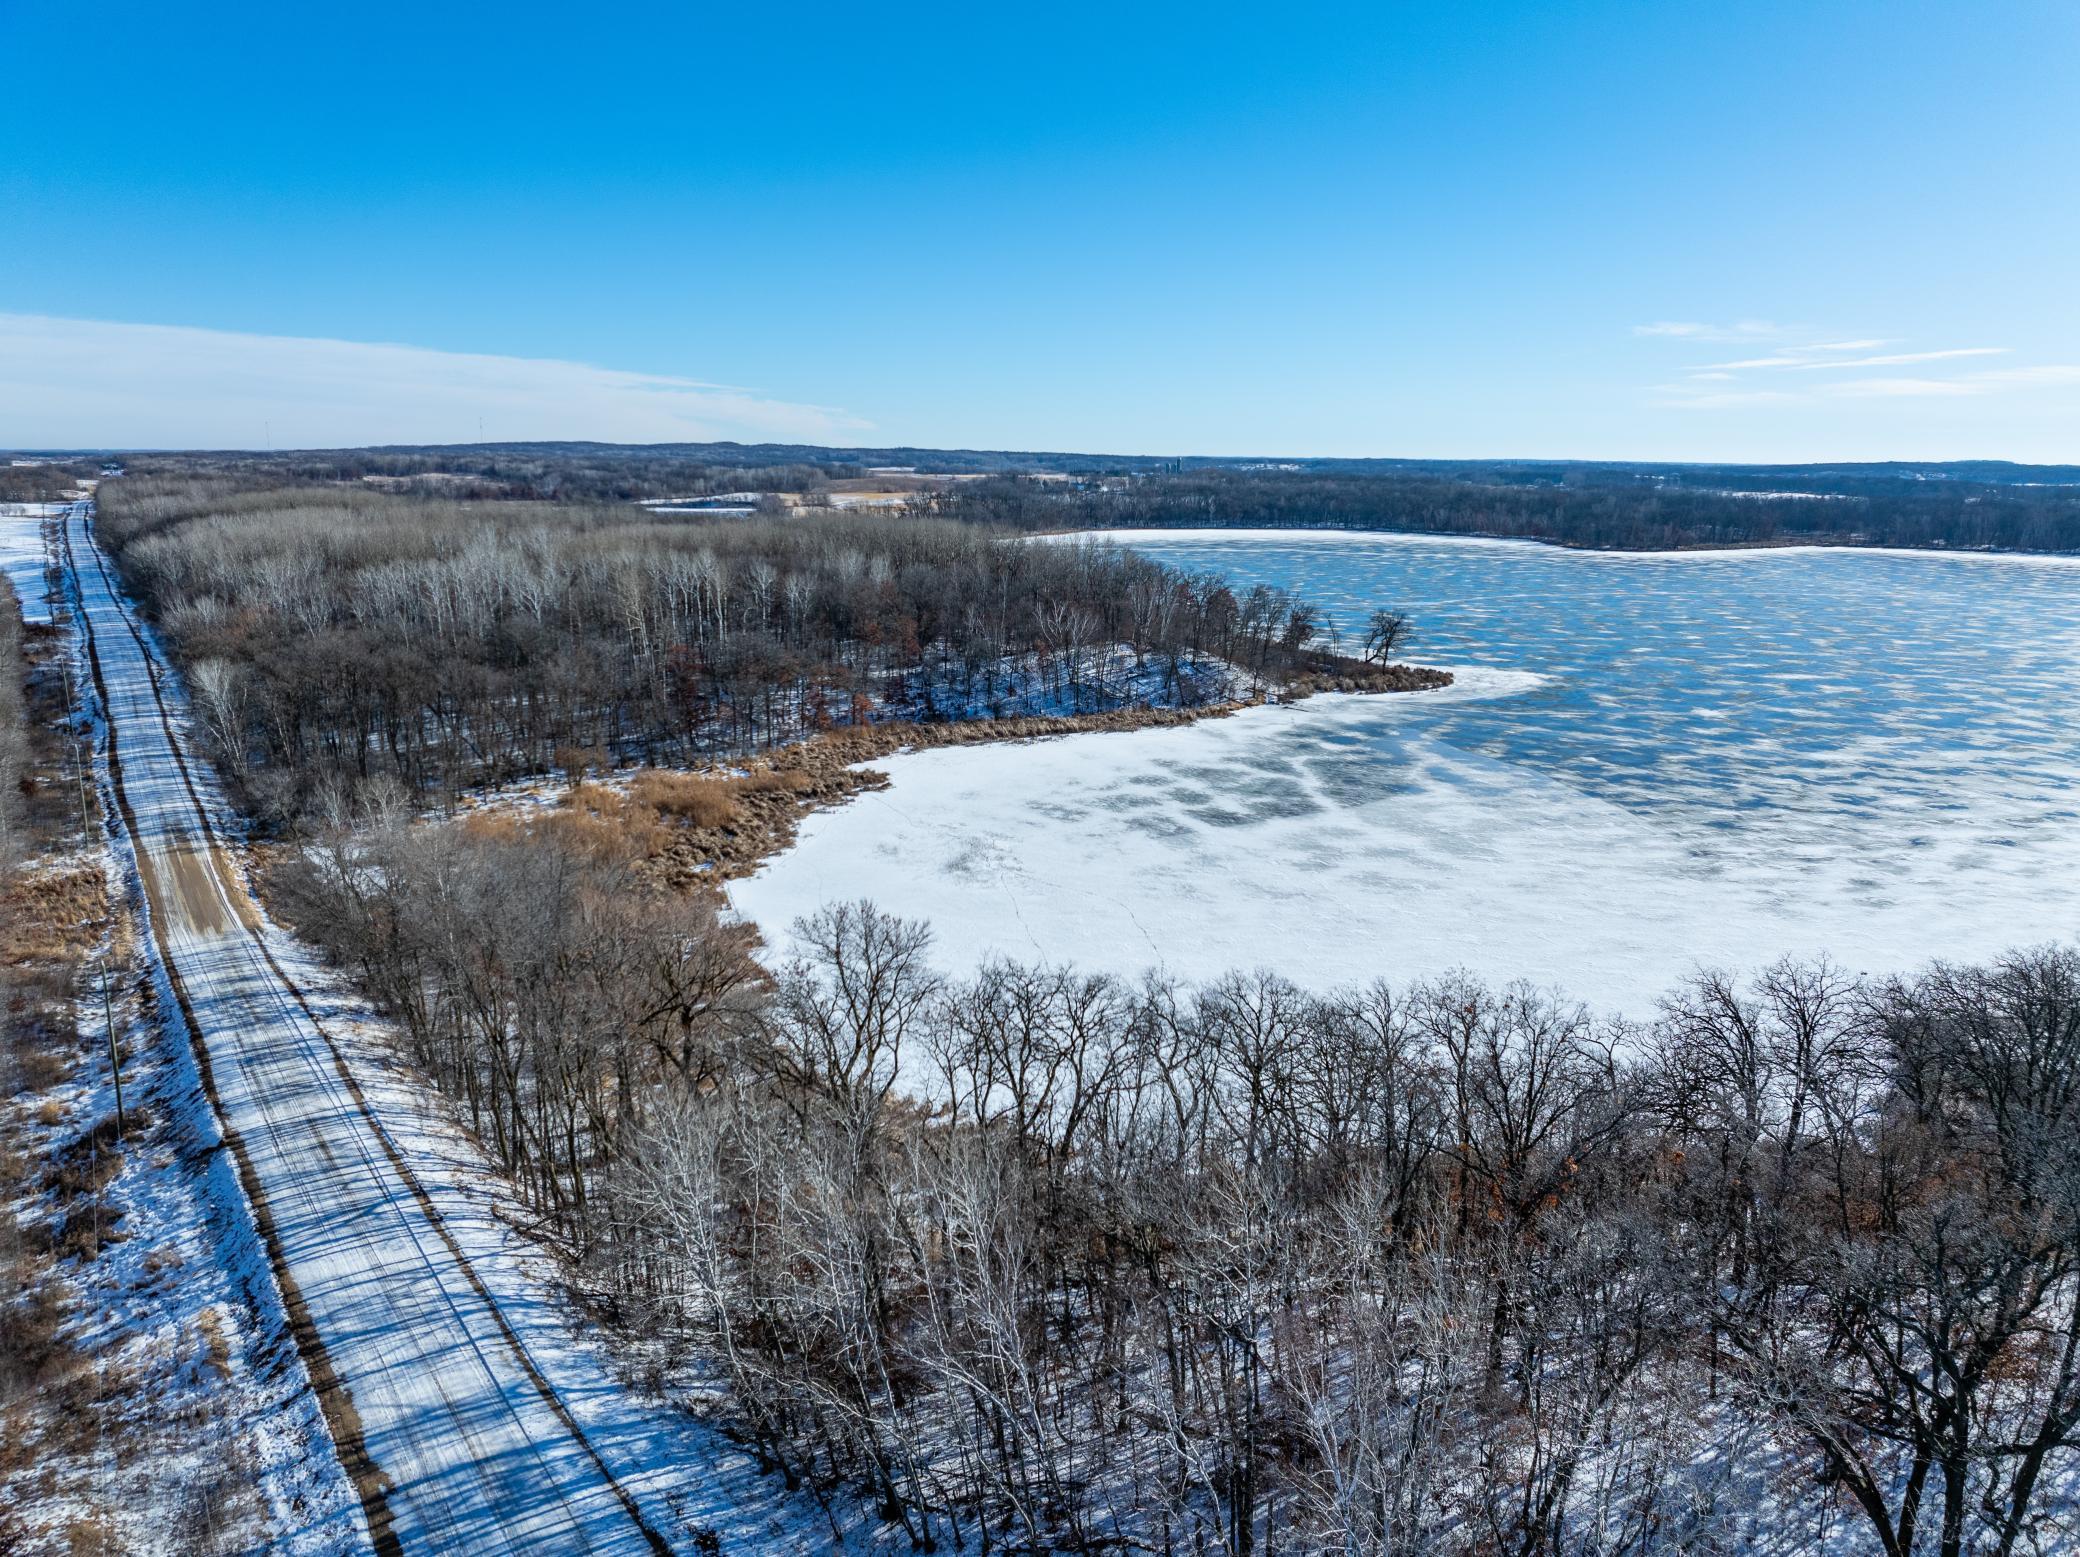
59, 502, 677, 1555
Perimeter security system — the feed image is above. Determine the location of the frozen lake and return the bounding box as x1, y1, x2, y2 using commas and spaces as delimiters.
731, 529, 2080, 1015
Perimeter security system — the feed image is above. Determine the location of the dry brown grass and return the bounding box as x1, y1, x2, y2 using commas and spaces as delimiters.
465, 785, 669, 864
197, 1308, 232, 1384
735, 767, 818, 798
0, 863, 108, 967
12, 1045, 70, 1099
48, 1204, 126, 1263
625, 770, 742, 828
0, 1247, 78, 1415
29, 1112, 143, 1263
65, 1515, 119, 1557
46, 1113, 129, 1196
626, 767, 815, 830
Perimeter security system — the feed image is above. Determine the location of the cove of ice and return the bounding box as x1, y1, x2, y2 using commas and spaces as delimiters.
730, 530, 2080, 1016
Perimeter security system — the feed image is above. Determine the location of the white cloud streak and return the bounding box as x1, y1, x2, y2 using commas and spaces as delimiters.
1653, 387, 1802, 410
1632, 319, 1784, 342
1828, 364, 2080, 398
1701, 354, 1832, 371
1825, 376, 1981, 398
0, 313, 872, 449
1643, 319, 2078, 420
1699, 346, 2008, 373
1659, 363, 2080, 407
1973, 364, 2080, 388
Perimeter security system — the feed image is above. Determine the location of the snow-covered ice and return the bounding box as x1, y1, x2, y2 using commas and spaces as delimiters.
733, 529, 2080, 1016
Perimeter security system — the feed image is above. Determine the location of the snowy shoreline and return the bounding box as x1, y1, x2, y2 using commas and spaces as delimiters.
724, 663, 1561, 986
658, 659, 1459, 887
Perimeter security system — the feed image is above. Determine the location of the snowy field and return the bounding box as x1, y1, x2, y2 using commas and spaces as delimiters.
732, 528, 2080, 1016
1, 501, 61, 623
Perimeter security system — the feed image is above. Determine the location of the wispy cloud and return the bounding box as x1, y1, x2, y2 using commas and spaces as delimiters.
1652, 386, 1802, 410
1632, 320, 1784, 342
1974, 364, 2080, 388
1803, 347, 2007, 370
1828, 364, 2080, 399
1701, 354, 1830, 371
1826, 376, 1981, 399
0, 313, 872, 449
1659, 364, 2080, 407
1641, 320, 2078, 414
1700, 346, 2008, 373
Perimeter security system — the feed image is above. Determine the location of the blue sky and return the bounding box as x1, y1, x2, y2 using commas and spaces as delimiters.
4, 0, 2076, 459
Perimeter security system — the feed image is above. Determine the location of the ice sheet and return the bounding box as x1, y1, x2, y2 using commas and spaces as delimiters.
734, 532, 2080, 1016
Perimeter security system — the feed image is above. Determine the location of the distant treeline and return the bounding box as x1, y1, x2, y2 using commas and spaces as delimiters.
111, 449, 838, 505
0, 463, 94, 505
78, 446, 2080, 552
96, 476, 1381, 822
934, 466, 2080, 551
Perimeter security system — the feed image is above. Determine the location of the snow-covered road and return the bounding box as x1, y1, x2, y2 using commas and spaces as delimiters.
58, 503, 682, 1554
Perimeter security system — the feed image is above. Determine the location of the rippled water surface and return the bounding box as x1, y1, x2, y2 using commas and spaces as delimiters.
733, 531, 2080, 1013
1147, 531, 2080, 859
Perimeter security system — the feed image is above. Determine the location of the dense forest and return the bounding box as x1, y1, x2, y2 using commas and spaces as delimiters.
112, 447, 838, 505
95, 475, 1397, 822
273, 796, 2080, 1556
